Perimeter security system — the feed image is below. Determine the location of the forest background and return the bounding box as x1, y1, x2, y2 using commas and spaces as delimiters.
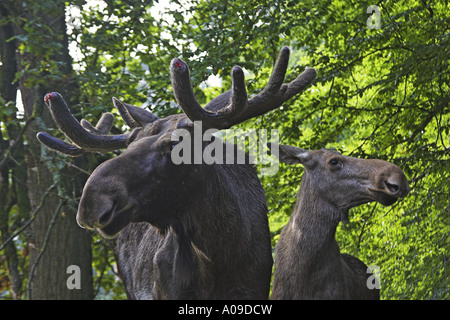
0, 0, 448, 299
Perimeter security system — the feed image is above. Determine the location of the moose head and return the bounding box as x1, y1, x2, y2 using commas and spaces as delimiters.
271, 144, 410, 218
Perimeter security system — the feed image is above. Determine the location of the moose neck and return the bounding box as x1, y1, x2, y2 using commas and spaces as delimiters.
272, 171, 349, 299
169, 162, 261, 297
286, 171, 344, 269
175, 166, 248, 249
296, 172, 341, 233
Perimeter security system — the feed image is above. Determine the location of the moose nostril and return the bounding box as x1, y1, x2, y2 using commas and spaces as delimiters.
385, 181, 399, 194
97, 201, 118, 228
98, 211, 112, 227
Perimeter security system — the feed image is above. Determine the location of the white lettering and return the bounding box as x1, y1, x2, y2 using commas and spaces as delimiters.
178, 304, 212, 317
367, 265, 381, 289
170, 121, 280, 176
367, 5, 381, 29
66, 265, 81, 290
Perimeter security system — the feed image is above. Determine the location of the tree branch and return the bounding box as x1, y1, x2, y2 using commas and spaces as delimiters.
0, 114, 36, 171
0, 183, 57, 252
404, 94, 450, 144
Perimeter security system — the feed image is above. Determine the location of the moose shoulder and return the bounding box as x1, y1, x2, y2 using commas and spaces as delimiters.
37, 48, 316, 299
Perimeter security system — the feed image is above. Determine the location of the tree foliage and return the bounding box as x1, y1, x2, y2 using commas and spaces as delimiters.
1, 0, 448, 299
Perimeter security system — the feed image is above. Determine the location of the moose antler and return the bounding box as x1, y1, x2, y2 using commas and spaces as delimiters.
170, 46, 316, 129
37, 47, 316, 156
36, 93, 144, 156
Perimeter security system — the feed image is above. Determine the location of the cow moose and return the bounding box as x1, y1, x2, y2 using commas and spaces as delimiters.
36, 47, 317, 299
268, 144, 410, 299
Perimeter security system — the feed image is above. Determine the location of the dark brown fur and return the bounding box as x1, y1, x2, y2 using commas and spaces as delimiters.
78, 119, 273, 299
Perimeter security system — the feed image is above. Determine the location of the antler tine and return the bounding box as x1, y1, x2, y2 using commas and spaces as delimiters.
36, 132, 84, 156
170, 47, 316, 130
81, 112, 115, 135
265, 46, 290, 93
170, 58, 248, 129
170, 58, 212, 122
234, 47, 316, 124
37, 92, 133, 156
221, 66, 248, 117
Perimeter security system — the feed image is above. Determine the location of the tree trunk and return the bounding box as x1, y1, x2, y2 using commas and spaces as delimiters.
24, 135, 94, 299
5, 0, 93, 299
0, 1, 23, 299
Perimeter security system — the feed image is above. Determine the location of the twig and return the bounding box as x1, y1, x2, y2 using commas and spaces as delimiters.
0, 114, 35, 171
66, 162, 91, 176
0, 183, 57, 251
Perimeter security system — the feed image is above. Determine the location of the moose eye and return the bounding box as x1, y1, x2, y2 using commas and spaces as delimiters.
329, 158, 340, 166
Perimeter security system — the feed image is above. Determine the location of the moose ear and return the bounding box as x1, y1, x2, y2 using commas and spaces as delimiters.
267, 143, 311, 165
